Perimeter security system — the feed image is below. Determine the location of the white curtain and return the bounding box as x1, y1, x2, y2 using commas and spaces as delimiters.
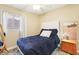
1, 11, 26, 38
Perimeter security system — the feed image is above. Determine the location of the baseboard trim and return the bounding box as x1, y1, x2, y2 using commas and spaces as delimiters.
7, 45, 17, 51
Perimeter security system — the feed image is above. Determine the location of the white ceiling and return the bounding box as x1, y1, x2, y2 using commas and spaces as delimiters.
7, 4, 66, 15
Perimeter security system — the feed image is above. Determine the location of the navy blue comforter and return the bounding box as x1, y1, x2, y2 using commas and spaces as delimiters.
17, 35, 60, 55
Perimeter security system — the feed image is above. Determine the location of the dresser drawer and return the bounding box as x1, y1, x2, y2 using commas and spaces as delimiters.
60, 41, 77, 55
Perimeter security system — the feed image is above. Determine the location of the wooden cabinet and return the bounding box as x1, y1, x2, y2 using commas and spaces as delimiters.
60, 39, 77, 55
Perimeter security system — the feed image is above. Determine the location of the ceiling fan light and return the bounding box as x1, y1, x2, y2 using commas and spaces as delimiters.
33, 5, 41, 11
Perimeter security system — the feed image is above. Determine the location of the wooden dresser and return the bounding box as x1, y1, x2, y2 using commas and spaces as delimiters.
60, 39, 77, 55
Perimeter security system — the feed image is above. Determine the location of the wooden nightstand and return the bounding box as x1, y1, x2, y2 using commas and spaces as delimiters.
60, 39, 77, 55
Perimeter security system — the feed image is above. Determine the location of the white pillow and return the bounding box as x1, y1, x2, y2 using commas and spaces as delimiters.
40, 31, 52, 37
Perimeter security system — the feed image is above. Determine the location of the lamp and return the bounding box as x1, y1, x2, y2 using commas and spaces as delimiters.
63, 33, 70, 40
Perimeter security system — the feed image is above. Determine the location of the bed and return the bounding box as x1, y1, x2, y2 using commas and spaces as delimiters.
17, 29, 60, 55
